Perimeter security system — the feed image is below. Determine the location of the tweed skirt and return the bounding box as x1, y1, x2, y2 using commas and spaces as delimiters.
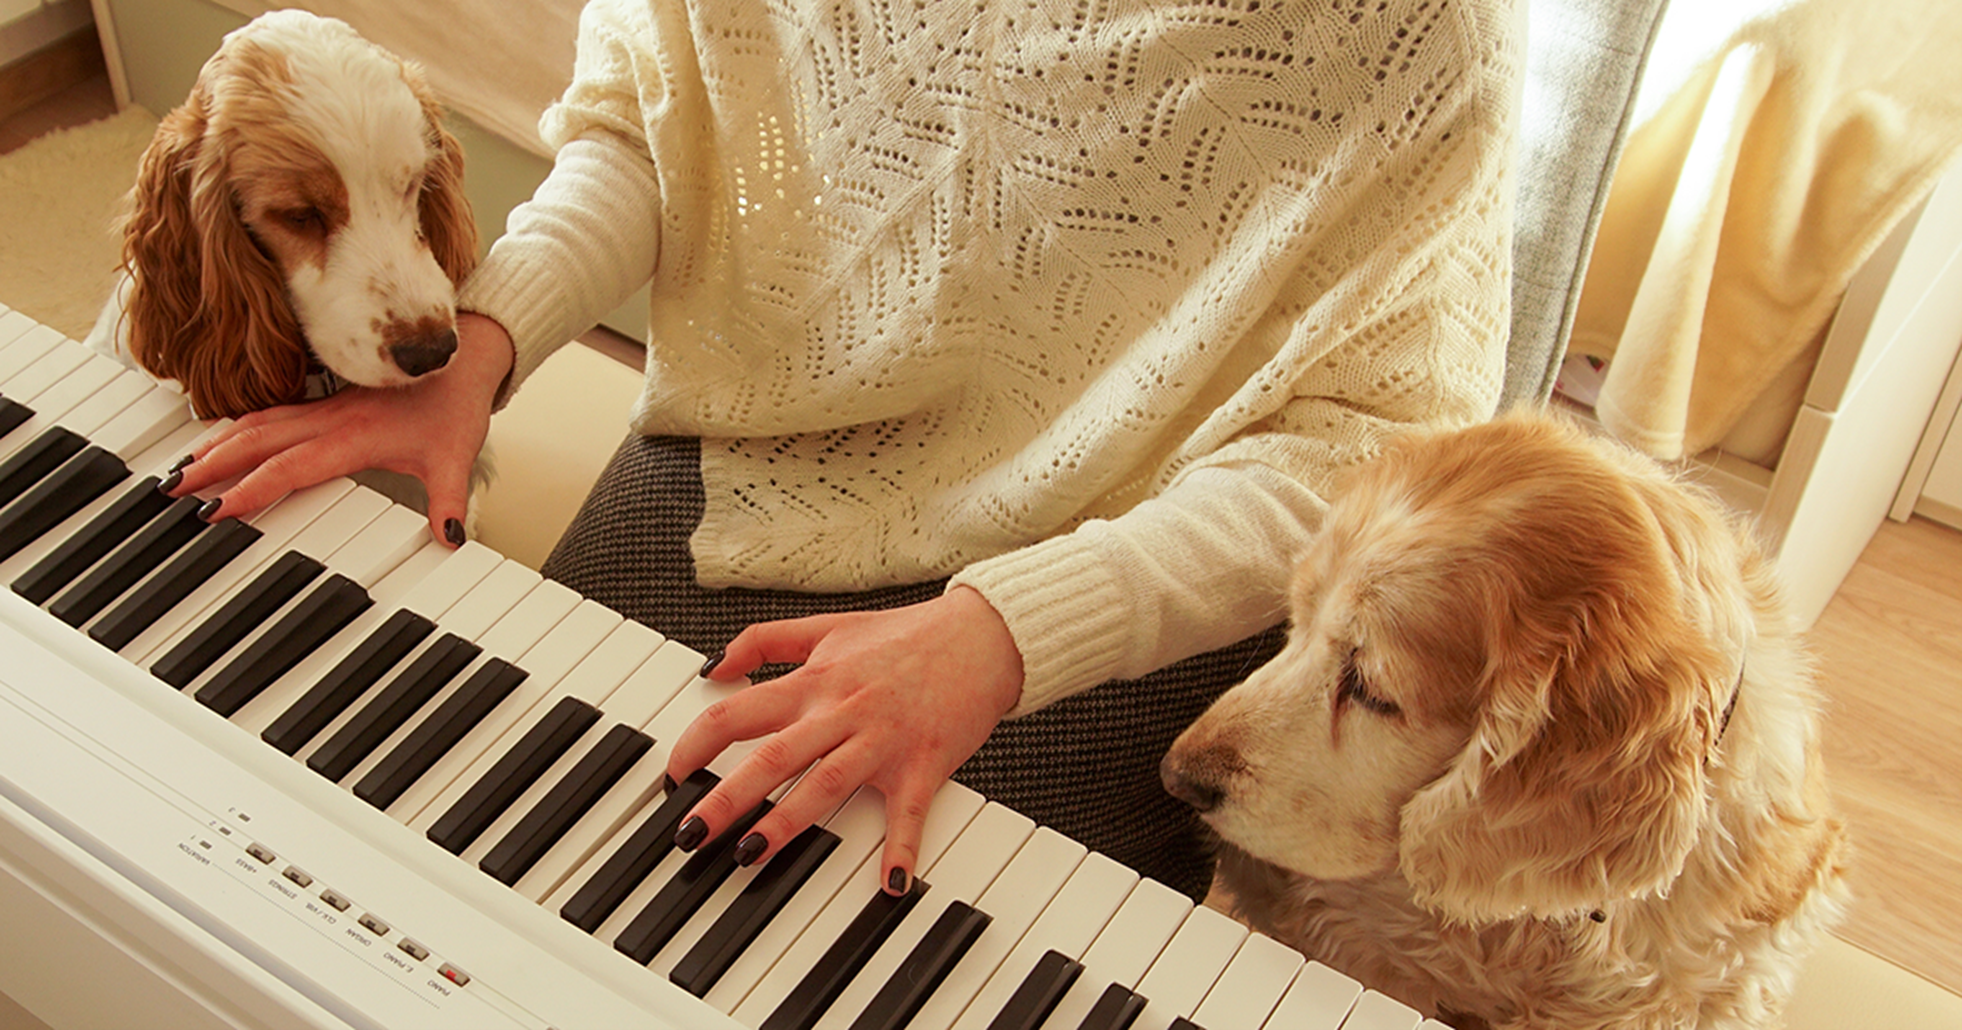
539, 434, 1286, 900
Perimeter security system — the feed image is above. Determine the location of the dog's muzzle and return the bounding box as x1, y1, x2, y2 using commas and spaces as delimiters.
390, 326, 458, 377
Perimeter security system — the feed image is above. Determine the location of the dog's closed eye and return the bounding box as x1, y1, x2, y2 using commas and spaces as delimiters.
1338, 648, 1401, 718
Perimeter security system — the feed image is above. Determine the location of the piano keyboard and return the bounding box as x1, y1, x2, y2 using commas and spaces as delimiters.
0, 304, 1452, 1030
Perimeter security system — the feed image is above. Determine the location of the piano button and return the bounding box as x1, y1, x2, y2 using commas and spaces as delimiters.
1186, 934, 1301, 1030
0, 396, 30, 439
849, 899, 993, 1030
0, 445, 127, 563
1130, 906, 1248, 1030
428, 695, 602, 854
1041, 880, 1191, 1030
262, 609, 436, 755
354, 656, 530, 811
951, 854, 1136, 1030
733, 783, 987, 1024
89, 517, 262, 652
813, 803, 1035, 1030
478, 723, 653, 884
47, 493, 208, 628
359, 913, 391, 937
1256, 963, 1359, 1030
670, 822, 841, 997
398, 938, 430, 963
0, 426, 87, 505
1077, 985, 1148, 1030
150, 550, 325, 689
10, 475, 172, 604
320, 889, 352, 912
306, 633, 480, 783
614, 800, 773, 965
559, 768, 718, 934
245, 842, 276, 864
910, 827, 1085, 1030
757, 877, 928, 1030
193, 573, 373, 716
980, 950, 1083, 1030
1336, 993, 1422, 1030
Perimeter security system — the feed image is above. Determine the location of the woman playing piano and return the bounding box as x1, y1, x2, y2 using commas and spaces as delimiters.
168, 0, 1524, 904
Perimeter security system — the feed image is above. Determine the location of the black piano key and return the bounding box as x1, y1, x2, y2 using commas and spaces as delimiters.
306, 633, 480, 782
479, 723, 653, 885
1075, 984, 1147, 1030
0, 426, 87, 506
560, 768, 717, 933
759, 877, 929, 1030
351, 657, 528, 809
847, 899, 992, 1030
670, 823, 841, 997
428, 696, 603, 855
193, 574, 373, 717
0, 446, 127, 563
263, 609, 434, 755
151, 550, 324, 689
11, 476, 171, 605
1166, 1019, 1205, 1030
88, 518, 262, 652
0, 396, 30, 439
614, 800, 773, 965
985, 950, 1084, 1030
47, 494, 206, 628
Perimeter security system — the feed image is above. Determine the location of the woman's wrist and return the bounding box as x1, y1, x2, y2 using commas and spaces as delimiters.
454, 311, 517, 403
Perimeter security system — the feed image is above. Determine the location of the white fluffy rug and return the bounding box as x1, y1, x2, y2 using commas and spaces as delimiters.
0, 106, 157, 339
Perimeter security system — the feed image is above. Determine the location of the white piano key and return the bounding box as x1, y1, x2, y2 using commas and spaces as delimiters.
948, 851, 1139, 1030
0, 308, 36, 348
1338, 991, 1422, 1030
415, 619, 667, 841
908, 826, 1087, 1030
809, 800, 1036, 1030
0, 354, 116, 463
385, 594, 621, 821
728, 780, 988, 1025
89, 383, 195, 461
1132, 905, 1251, 1030
229, 541, 498, 737
1262, 962, 1364, 1030
0, 323, 63, 385
137, 483, 390, 668
1189, 933, 1304, 1030
0, 335, 90, 408
328, 504, 433, 589
115, 477, 358, 662
700, 783, 891, 1013
53, 369, 156, 439
1039, 878, 1192, 1030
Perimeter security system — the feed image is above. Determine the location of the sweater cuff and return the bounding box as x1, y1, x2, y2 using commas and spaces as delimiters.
948, 533, 1136, 718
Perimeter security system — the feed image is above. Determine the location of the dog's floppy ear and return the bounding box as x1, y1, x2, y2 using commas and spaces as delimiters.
121, 73, 308, 419
409, 74, 479, 289
1395, 470, 1734, 924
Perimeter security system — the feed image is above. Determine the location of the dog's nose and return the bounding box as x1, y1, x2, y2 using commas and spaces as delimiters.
390, 327, 458, 377
1160, 753, 1225, 813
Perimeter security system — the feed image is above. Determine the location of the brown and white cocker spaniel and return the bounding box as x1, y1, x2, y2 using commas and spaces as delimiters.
90, 9, 477, 419
1163, 410, 1849, 1030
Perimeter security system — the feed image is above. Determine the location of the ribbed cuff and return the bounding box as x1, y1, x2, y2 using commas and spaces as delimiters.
949, 532, 1136, 718
457, 252, 585, 410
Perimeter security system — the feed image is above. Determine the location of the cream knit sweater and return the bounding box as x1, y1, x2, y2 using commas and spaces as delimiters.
461, 0, 1522, 714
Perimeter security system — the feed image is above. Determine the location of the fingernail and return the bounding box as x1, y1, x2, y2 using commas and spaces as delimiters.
733, 833, 767, 867
662, 774, 678, 794
699, 650, 724, 679
158, 470, 182, 494
168, 454, 195, 473
196, 498, 224, 522
444, 518, 466, 546
675, 816, 708, 852
887, 867, 910, 895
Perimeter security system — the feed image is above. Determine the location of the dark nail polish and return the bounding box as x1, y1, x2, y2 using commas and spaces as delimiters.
168, 454, 195, 473
196, 498, 224, 522
733, 833, 767, 867
444, 518, 466, 546
675, 816, 708, 852
887, 867, 910, 895
699, 650, 724, 679
662, 774, 678, 794
157, 470, 182, 494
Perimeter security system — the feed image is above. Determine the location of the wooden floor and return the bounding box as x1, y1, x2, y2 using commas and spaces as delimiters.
1807, 514, 1962, 992
6, 58, 1961, 1002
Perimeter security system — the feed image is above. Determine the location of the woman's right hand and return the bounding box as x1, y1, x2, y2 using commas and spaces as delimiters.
165, 312, 515, 546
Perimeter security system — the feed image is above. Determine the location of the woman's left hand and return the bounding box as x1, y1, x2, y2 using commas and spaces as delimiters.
661, 585, 1024, 894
